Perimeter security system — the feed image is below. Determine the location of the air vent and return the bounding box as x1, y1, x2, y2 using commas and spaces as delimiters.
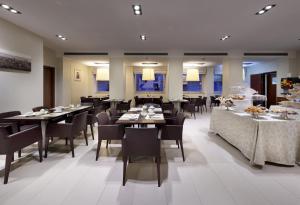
184, 53, 228, 56
64, 52, 108, 56
124, 52, 168, 56
244, 53, 288, 56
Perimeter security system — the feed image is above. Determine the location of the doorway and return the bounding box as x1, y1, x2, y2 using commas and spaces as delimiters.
250, 71, 277, 108
43, 66, 55, 108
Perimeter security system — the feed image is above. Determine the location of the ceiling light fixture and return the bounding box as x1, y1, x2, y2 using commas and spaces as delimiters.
132, 4, 142, 15
56, 34, 67, 41
96, 68, 109, 81
140, 34, 147, 41
0, 3, 21, 14
256, 4, 276, 15
142, 68, 155, 81
220, 35, 230, 41
186, 69, 200, 81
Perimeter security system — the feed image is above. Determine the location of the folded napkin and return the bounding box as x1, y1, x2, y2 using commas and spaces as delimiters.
119, 114, 140, 120
153, 108, 162, 112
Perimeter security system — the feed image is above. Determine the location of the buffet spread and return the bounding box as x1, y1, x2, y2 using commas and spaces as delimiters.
210, 84, 300, 167
210, 107, 300, 166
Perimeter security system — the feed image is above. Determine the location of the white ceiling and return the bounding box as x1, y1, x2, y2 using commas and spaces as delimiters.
1, 0, 299, 52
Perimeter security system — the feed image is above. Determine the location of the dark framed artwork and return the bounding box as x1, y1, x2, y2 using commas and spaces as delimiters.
0, 50, 31, 72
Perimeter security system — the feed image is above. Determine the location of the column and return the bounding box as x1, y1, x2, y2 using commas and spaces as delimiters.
203, 67, 214, 97
222, 52, 244, 96
168, 54, 183, 100
109, 54, 125, 100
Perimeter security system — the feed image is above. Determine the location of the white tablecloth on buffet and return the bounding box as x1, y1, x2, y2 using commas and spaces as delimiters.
210, 107, 300, 166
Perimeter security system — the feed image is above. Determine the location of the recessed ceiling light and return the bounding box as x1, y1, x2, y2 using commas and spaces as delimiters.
0, 3, 21, 14
256, 4, 276, 15
140, 34, 146, 41
1, 4, 9, 9
133, 5, 141, 10
220, 35, 230, 41
56, 34, 67, 41
132, 4, 142, 15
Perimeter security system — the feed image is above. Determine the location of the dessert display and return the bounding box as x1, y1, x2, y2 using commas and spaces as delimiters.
245, 106, 266, 118
229, 94, 246, 100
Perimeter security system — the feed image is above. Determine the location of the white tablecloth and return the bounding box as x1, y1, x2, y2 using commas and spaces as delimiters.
210, 107, 300, 166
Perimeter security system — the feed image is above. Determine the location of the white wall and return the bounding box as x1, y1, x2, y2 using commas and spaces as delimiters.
43, 47, 63, 106
62, 57, 90, 105
0, 18, 43, 113
244, 58, 290, 97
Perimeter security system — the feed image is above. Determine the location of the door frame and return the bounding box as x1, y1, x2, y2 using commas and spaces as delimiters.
43, 66, 55, 108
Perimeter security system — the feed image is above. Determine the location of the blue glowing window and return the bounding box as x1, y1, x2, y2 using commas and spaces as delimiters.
94, 74, 109, 92
183, 74, 202, 92
135, 73, 164, 92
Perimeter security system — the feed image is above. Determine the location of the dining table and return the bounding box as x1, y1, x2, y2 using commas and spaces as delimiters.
4, 105, 92, 149
116, 107, 166, 125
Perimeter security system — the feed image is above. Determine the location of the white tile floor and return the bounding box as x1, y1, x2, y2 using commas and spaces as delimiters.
1, 112, 300, 205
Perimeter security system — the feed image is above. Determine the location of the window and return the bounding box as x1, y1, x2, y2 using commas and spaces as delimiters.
183, 74, 203, 92
97, 81, 109, 92
135, 73, 165, 92
214, 65, 222, 95
94, 74, 109, 92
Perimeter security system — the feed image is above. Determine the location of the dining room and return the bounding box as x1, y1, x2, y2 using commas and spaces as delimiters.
1, 1, 300, 205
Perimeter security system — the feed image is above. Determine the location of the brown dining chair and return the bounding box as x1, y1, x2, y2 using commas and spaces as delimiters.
123, 128, 161, 187
0, 125, 43, 184
86, 105, 104, 140
0, 111, 37, 158
162, 102, 174, 117
161, 112, 186, 161
45, 111, 88, 158
116, 100, 132, 114
32, 106, 49, 112
184, 100, 196, 119
96, 112, 125, 160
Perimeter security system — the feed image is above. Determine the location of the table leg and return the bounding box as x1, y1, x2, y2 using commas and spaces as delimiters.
41, 121, 48, 148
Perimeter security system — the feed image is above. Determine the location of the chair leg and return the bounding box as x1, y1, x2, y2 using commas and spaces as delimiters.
90, 124, 94, 140
176, 140, 179, 149
106, 140, 109, 149
51, 137, 54, 142
45, 137, 49, 158
12, 153, 14, 162
18, 149, 22, 158
157, 156, 161, 187
38, 140, 43, 162
123, 156, 128, 186
4, 153, 13, 184
70, 139, 75, 157
84, 129, 88, 146
96, 140, 101, 161
179, 139, 185, 162
65, 138, 68, 145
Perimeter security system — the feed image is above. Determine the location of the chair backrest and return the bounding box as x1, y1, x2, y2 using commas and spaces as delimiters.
124, 128, 159, 156
0, 126, 9, 153
32, 106, 49, 112
175, 112, 186, 125
71, 111, 88, 135
162, 102, 174, 111
0, 111, 21, 123
96, 112, 110, 125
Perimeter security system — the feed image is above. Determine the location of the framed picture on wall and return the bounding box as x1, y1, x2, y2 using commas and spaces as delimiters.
74, 69, 81, 81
